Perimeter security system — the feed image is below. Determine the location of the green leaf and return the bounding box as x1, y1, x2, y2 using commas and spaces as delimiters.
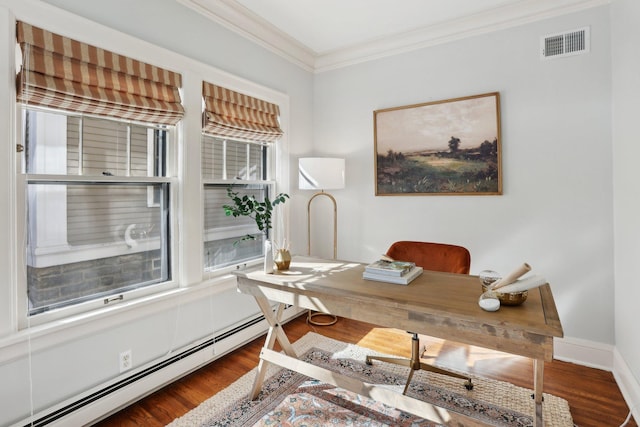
223, 185, 289, 245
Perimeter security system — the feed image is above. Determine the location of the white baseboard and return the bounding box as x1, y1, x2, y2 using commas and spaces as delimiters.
613, 347, 640, 424
555, 336, 640, 422
553, 335, 614, 371
12, 306, 304, 427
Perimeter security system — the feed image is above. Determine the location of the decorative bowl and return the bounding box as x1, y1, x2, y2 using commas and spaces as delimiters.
478, 270, 528, 306
481, 284, 528, 306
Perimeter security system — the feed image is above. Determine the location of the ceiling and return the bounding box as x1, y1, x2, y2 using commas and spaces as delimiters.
178, 0, 608, 72
234, 0, 521, 54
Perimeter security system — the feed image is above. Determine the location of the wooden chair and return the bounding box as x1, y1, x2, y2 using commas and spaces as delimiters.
365, 241, 474, 393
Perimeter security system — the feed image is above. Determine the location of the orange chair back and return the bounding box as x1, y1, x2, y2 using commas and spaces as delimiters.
386, 241, 471, 274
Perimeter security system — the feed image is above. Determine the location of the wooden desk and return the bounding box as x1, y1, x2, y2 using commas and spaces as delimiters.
235, 256, 563, 426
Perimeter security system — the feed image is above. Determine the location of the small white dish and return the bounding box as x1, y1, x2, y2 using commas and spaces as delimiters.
478, 291, 500, 312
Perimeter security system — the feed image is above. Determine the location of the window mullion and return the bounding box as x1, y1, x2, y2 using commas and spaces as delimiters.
126, 124, 132, 177
222, 139, 227, 180
25, 174, 173, 185
245, 143, 250, 180
78, 117, 83, 175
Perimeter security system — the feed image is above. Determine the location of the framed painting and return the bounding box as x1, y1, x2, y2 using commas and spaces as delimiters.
374, 92, 502, 196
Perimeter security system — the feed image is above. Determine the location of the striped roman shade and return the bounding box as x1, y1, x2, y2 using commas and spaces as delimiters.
16, 21, 184, 125
202, 82, 283, 143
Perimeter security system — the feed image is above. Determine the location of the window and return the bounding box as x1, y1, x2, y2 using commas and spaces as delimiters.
202, 135, 273, 271
24, 109, 174, 315
15, 21, 184, 319
201, 82, 284, 273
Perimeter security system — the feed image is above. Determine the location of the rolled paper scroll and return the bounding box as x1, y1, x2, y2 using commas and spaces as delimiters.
491, 263, 532, 290
494, 275, 547, 294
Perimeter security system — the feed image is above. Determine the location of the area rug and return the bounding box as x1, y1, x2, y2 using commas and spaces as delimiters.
168, 332, 574, 427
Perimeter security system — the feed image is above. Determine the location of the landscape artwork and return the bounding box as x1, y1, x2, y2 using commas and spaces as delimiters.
374, 92, 502, 195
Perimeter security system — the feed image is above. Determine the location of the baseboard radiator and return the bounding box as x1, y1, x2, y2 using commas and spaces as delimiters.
16, 306, 301, 427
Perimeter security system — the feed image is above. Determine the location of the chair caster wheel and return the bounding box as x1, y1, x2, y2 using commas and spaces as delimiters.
464, 380, 474, 390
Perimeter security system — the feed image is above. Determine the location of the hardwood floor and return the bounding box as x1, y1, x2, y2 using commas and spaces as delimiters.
94, 314, 637, 427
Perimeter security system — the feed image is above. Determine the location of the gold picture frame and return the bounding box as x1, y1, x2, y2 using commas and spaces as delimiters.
374, 92, 502, 196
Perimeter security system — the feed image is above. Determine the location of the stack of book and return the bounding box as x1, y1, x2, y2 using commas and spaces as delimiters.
362, 259, 423, 285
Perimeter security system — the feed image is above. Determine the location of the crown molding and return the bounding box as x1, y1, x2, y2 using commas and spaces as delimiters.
314, 0, 612, 72
176, 0, 316, 72
178, 0, 611, 74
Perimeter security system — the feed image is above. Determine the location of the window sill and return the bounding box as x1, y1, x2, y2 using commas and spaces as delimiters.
0, 274, 238, 364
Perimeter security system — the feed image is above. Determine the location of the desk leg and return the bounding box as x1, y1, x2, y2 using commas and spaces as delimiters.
249, 297, 297, 400
534, 359, 544, 427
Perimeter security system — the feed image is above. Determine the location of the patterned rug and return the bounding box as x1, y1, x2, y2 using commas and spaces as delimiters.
168, 332, 574, 427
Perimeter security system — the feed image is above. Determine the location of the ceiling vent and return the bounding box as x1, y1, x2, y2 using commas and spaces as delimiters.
541, 27, 590, 60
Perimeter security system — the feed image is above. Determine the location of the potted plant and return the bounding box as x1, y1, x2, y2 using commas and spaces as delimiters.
223, 186, 289, 272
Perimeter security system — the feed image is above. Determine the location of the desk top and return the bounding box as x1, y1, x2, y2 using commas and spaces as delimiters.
235, 256, 563, 340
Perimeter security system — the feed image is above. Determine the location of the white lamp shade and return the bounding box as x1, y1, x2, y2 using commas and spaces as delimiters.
299, 157, 345, 190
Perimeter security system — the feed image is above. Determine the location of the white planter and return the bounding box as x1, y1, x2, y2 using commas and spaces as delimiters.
263, 239, 274, 274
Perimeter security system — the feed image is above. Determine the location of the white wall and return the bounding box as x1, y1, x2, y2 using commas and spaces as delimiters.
611, 0, 640, 414
310, 6, 614, 345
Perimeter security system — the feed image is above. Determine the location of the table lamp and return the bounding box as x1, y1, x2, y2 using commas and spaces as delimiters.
299, 157, 345, 326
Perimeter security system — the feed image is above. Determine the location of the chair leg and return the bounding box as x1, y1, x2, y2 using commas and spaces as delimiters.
409, 333, 474, 391
403, 367, 416, 394
410, 334, 474, 391
365, 355, 412, 368
366, 333, 474, 393
417, 360, 469, 381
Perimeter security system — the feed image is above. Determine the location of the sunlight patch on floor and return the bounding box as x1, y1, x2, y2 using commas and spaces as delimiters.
357, 328, 522, 372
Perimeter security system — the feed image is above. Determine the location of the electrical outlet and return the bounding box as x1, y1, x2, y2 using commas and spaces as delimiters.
119, 349, 132, 373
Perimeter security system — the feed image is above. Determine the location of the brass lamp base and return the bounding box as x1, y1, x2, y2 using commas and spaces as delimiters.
306, 191, 340, 326
307, 310, 338, 326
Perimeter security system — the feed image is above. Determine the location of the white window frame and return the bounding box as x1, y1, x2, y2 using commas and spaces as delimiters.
17, 108, 180, 327
202, 135, 278, 275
